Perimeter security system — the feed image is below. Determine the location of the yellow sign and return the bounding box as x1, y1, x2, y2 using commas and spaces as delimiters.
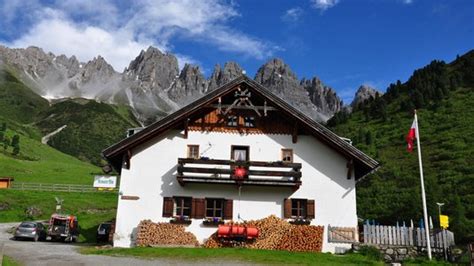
440, 215, 449, 229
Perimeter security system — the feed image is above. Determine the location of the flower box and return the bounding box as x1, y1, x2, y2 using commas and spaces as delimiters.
202, 217, 224, 226
289, 218, 311, 225
170, 216, 191, 225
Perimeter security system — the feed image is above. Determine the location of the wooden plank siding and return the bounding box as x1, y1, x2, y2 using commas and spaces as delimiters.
187, 108, 294, 135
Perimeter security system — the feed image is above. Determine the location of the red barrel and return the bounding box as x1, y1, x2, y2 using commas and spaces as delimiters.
217, 225, 231, 238
217, 224, 259, 239
246, 226, 259, 239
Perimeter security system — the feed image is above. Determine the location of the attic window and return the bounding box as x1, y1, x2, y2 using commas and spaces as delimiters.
187, 145, 200, 159
227, 116, 238, 127
281, 149, 293, 163
244, 116, 256, 128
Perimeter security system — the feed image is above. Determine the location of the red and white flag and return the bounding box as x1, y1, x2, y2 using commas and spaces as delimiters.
406, 118, 417, 152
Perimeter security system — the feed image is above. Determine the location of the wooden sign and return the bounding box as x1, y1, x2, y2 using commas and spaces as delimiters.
121, 195, 140, 200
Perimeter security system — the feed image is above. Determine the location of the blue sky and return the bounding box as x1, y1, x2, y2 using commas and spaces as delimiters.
0, 0, 473, 103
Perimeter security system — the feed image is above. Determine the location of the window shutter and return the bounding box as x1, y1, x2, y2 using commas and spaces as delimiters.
192, 198, 205, 219
284, 198, 292, 218
223, 199, 233, 220
306, 200, 315, 219
162, 197, 174, 217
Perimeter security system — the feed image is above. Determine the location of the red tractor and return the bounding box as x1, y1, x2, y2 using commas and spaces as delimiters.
47, 214, 79, 242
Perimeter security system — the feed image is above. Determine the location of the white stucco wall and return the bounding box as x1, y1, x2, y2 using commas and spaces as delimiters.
114, 130, 356, 253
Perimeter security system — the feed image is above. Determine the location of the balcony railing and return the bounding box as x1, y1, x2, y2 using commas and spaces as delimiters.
177, 158, 302, 189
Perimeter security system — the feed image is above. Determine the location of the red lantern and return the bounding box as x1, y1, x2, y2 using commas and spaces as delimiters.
234, 167, 247, 179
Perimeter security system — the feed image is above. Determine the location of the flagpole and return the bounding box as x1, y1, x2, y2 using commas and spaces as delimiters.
415, 110, 432, 260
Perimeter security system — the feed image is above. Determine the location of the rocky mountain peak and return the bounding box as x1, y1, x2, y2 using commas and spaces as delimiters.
167, 63, 207, 104
351, 84, 381, 108
208, 61, 243, 91
125, 46, 179, 91
254, 58, 300, 95
301, 77, 342, 116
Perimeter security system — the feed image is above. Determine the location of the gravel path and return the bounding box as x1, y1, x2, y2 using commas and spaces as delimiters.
0, 222, 254, 266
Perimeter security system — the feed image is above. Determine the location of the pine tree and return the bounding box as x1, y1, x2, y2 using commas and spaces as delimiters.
0, 122, 6, 132
3, 136, 10, 151
11, 135, 19, 148
13, 145, 20, 155
365, 130, 372, 145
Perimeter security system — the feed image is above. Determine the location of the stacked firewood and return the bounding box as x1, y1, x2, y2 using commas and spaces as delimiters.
135, 220, 199, 247
203, 215, 324, 252
277, 224, 324, 252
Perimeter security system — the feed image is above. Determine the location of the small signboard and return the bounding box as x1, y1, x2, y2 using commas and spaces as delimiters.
440, 215, 449, 229
94, 175, 117, 188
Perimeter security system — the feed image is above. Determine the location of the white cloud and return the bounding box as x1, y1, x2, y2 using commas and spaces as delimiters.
1, 0, 278, 71
282, 7, 304, 22
311, 0, 340, 11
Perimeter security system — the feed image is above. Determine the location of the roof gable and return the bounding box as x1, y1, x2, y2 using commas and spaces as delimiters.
103, 75, 379, 178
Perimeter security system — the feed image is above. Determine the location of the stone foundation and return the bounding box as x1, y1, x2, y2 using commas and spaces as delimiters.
353, 243, 419, 262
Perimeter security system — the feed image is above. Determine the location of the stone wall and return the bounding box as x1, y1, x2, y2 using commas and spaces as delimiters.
353, 243, 419, 262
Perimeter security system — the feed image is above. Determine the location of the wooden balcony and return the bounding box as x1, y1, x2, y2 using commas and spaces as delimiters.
177, 158, 302, 189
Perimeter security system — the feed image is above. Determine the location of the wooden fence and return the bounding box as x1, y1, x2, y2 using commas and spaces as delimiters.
363, 224, 454, 249
10, 182, 117, 193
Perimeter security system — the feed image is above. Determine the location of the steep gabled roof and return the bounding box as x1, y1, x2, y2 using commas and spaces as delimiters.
103, 75, 379, 179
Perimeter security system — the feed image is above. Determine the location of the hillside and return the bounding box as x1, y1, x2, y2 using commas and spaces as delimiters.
36, 99, 139, 165
0, 68, 49, 124
0, 67, 139, 165
328, 50, 474, 243
0, 124, 101, 184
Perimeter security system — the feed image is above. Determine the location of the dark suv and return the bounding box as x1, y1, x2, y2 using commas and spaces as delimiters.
14, 222, 47, 241
96, 222, 112, 242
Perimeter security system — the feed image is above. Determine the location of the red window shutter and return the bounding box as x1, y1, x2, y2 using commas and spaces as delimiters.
162, 197, 174, 217
306, 200, 315, 219
192, 198, 205, 219
223, 199, 233, 220
284, 198, 292, 218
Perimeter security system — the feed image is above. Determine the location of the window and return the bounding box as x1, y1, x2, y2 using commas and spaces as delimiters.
291, 199, 307, 219
187, 145, 199, 159
174, 197, 192, 217
227, 116, 238, 127
244, 116, 255, 127
231, 146, 249, 161
205, 198, 224, 218
281, 149, 293, 163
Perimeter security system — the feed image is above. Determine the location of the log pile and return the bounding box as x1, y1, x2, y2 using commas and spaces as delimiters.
203, 215, 324, 252
135, 220, 199, 247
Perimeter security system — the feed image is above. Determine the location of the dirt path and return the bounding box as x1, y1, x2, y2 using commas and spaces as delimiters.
0, 222, 254, 266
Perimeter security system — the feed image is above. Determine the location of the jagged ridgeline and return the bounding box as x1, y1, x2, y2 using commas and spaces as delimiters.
328, 50, 474, 244
0, 45, 342, 125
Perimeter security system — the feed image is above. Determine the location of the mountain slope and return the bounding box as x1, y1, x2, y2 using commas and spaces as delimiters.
0, 126, 100, 184
328, 50, 474, 243
0, 68, 49, 124
0, 67, 139, 165
36, 99, 139, 165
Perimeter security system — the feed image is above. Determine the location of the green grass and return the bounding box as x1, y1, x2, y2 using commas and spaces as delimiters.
0, 190, 117, 243
2, 255, 21, 266
0, 128, 100, 185
80, 247, 384, 265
